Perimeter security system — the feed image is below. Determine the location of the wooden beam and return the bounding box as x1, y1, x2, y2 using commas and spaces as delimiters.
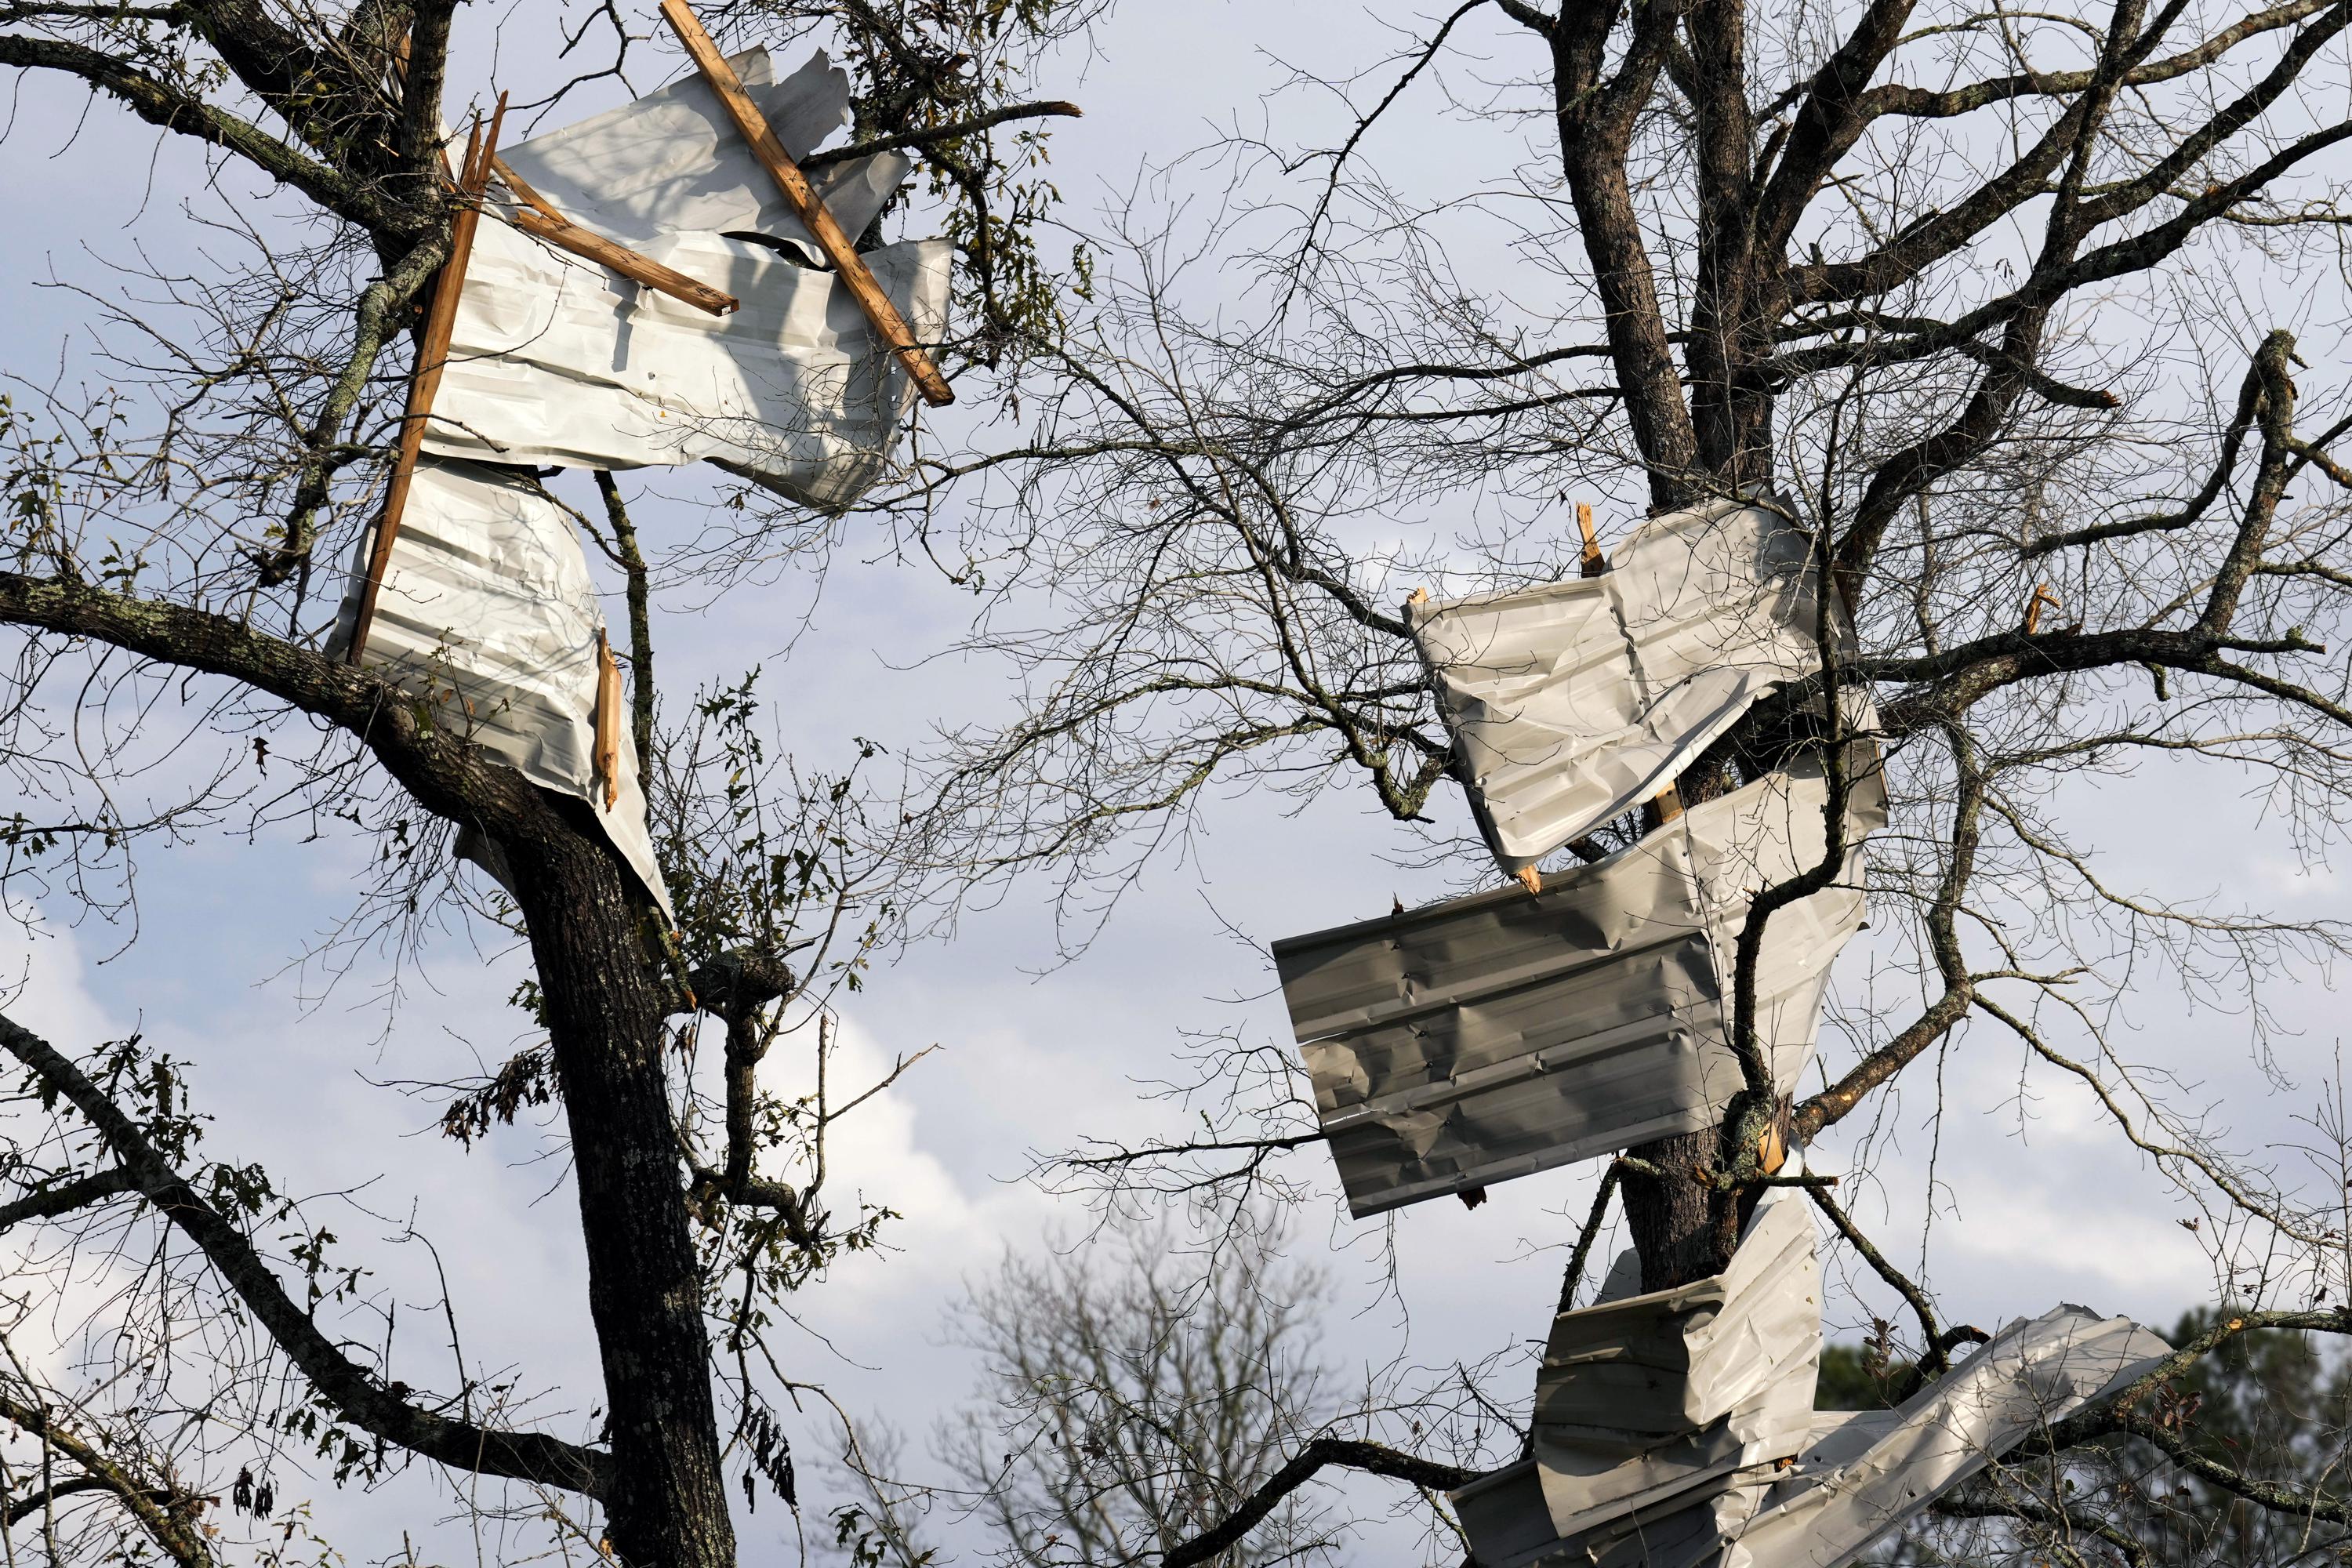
492, 156, 740, 318
348, 97, 507, 665
657, 0, 955, 407
594, 628, 622, 808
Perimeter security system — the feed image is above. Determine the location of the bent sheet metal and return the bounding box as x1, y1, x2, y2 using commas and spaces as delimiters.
1722, 1305, 2172, 1568
421, 223, 949, 510
1411, 499, 1849, 875
1525, 1187, 1821, 1537
1452, 1304, 2169, 1568
494, 49, 905, 255
1269, 754, 1882, 1216
419, 46, 950, 511
331, 456, 670, 916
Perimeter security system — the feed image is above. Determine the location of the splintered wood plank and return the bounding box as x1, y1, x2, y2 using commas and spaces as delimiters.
658, 0, 955, 407
349, 96, 508, 665
492, 155, 740, 317
594, 628, 622, 808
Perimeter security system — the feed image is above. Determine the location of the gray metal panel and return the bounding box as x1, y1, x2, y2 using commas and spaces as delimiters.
1536, 1188, 1820, 1439
1451, 1308, 2169, 1568
1411, 499, 1840, 874
1456, 1446, 1793, 1568
1726, 1306, 2172, 1568
423, 223, 950, 511
332, 456, 671, 916
1530, 1189, 1821, 1535
1272, 764, 1867, 1215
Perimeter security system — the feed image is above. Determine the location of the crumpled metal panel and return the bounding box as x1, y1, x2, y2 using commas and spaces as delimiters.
1411, 499, 1842, 873
1457, 1450, 1795, 1568
1452, 1305, 2169, 1568
1270, 757, 1878, 1215
1537, 1187, 1820, 1435
1529, 1188, 1821, 1535
1723, 1305, 2172, 1568
332, 456, 671, 916
496, 48, 910, 254
421, 221, 951, 511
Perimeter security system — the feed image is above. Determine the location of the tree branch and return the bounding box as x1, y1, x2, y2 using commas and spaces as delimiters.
0, 1166, 139, 1234
0, 34, 407, 233
0, 1391, 215, 1566
1159, 1437, 1475, 1568
0, 572, 550, 836
798, 98, 1082, 172
0, 1011, 612, 1498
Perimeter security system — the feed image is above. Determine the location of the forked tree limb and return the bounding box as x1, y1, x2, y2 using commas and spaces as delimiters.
0, 34, 403, 233
0, 1012, 612, 1498
0, 572, 557, 838
1794, 724, 1983, 1141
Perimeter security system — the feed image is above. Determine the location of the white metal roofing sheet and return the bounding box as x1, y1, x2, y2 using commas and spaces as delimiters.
1411, 499, 1844, 873
332, 456, 671, 916
496, 48, 905, 254
420, 221, 949, 510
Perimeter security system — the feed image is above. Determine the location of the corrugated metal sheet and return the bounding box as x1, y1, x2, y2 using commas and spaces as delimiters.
1536, 1187, 1820, 1435
1452, 1305, 2170, 1568
1270, 757, 1879, 1216
1725, 1305, 2172, 1568
1454, 1440, 1803, 1568
495, 48, 908, 255
410, 46, 949, 511
1528, 1188, 1820, 1535
421, 222, 951, 511
332, 456, 670, 916
1410, 499, 1845, 874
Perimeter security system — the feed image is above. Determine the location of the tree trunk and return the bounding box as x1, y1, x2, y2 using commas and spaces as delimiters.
1621, 763, 1751, 1290
1619, 1130, 1728, 1293
503, 799, 734, 1568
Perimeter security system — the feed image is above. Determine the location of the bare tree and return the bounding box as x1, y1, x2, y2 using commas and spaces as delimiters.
938, 1218, 1341, 1568
826, 1214, 1502, 1568
0, 0, 1094, 1562
852, 0, 2352, 1558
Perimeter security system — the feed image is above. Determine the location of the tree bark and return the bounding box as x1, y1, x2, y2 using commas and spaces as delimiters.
1619, 1130, 1726, 1291
1551, 4, 1704, 512
501, 802, 734, 1568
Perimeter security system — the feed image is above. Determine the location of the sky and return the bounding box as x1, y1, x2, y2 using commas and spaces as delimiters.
2, 2, 2350, 1565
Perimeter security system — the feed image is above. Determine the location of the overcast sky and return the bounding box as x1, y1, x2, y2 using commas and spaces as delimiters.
3, 2, 2348, 1563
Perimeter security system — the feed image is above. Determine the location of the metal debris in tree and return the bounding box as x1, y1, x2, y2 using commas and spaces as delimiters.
1271, 753, 1882, 1215
333, 456, 671, 914
1453, 1305, 2171, 1568
1408, 499, 1846, 877
1518, 1189, 1824, 1540
338, 13, 956, 909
